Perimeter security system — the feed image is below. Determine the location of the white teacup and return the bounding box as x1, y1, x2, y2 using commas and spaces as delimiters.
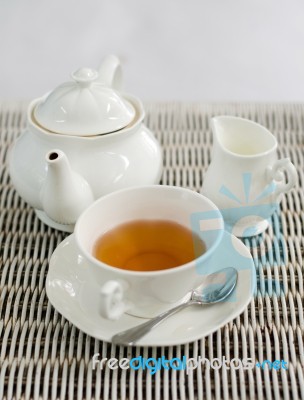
74, 185, 224, 320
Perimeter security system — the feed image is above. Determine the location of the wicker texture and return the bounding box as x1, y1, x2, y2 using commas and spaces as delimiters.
0, 102, 303, 399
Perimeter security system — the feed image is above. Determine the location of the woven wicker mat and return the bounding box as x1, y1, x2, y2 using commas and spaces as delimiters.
0, 102, 303, 400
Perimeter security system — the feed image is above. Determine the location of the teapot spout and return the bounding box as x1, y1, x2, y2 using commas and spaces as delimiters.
41, 150, 94, 225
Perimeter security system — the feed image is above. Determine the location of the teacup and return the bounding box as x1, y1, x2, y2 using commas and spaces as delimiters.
74, 185, 224, 320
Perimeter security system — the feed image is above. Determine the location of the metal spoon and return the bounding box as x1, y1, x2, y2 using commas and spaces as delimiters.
112, 267, 238, 346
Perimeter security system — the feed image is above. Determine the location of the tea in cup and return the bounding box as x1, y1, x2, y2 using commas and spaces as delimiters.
74, 185, 224, 319
93, 219, 207, 272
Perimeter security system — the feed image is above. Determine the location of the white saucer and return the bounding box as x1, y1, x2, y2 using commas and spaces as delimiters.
46, 232, 256, 347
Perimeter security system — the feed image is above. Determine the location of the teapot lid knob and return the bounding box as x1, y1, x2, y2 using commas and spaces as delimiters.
71, 68, 99, 85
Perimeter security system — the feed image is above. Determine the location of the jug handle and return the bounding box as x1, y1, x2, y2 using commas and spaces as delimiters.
98, 55, 123, 90
266, 158, 297, 197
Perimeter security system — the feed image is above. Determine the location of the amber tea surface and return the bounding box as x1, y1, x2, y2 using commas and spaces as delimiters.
93, 219, 206, 272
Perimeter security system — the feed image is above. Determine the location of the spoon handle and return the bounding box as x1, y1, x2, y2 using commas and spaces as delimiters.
112, 300, 198, 346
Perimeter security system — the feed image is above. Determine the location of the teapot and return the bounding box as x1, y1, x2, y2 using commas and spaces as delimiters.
9, 55, 163, 232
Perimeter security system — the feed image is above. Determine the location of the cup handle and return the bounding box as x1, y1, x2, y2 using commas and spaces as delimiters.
266, 158, 297, 197
99, 280, 127, 320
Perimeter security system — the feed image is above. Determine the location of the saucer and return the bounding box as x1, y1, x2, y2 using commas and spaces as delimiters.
46, 232, 256, 347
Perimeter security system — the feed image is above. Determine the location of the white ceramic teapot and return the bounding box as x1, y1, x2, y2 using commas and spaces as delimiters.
9, 55, 163, 232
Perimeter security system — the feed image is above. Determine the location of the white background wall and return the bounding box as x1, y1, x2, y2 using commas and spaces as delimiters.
1, 0, 304, 102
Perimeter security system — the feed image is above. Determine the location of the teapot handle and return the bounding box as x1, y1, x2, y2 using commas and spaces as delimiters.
98, 55, 123, 90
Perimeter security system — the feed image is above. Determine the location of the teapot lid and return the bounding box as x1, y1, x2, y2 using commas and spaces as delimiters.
33, 64, 136, 136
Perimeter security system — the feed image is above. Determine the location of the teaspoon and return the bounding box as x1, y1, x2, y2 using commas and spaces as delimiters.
112, 267, 238, 346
